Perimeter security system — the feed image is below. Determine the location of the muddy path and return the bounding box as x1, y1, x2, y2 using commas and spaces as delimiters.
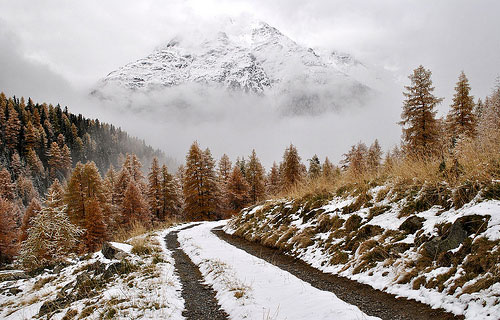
165, 225, 228, 320
213, 227, 463, 320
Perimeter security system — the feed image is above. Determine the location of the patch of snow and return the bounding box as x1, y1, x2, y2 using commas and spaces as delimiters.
108, 242, 133, 253
179, 221, 379, 320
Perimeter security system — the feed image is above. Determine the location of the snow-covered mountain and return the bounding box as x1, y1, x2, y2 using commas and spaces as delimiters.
92, 20, 373, 115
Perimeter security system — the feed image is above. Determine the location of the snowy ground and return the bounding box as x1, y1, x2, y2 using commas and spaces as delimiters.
178, 221, 379, 320
0, 230, 184, 320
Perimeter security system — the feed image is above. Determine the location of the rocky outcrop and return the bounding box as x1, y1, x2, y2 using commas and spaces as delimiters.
399, 216, 425, 234
423, 215, 490, 258
101, 242, 129, 260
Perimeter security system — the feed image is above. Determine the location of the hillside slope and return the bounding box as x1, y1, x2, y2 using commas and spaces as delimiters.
0, 92, 166, 191
225, 182, 500, 319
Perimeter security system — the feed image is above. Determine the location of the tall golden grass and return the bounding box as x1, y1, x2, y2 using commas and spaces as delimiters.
279, 131, 500, 200
112, 218, 179, 242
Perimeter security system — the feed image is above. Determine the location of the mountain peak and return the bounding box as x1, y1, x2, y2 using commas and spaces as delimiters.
93, 19, 371, 114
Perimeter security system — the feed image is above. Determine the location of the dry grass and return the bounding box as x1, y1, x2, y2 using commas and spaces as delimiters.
113, 219, 178, 243
274, 131, 500, 205
130, 237, 154, 256
33, 275, 57, 290
113, 221, 148, 243
289, 228, 315, 249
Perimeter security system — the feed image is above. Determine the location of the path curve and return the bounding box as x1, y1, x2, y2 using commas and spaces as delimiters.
213, 227, 463, 320
165, 225, 228, 320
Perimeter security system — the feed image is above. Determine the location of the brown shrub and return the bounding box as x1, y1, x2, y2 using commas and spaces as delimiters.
344, 214, 362, 232
330, 251, 349, 265
412, 276, 427, 290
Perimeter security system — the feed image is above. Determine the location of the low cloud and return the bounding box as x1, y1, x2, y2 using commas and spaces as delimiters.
87, 76, 400, 169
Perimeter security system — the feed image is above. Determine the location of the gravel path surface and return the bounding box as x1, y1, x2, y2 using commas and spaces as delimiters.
213, 227, 463, 320
165, 225, 228, 320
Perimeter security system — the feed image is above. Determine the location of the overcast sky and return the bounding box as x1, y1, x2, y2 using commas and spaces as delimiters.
1, 0, 499, 165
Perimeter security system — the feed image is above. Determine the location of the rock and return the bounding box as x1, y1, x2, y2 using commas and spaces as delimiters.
399, 216, 425, 234
8, 287, 22, 295
38, 297, 69, 317
101, 242, 128, 260
456, 214, 490, 235
423, 219, 468, 259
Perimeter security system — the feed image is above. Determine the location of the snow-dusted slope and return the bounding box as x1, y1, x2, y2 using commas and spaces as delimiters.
226, 186, 500, 319
92, 20, 371, 114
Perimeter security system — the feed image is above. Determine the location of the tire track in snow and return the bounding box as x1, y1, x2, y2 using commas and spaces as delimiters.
164, 225, 228, 320
213, 227, 462, 320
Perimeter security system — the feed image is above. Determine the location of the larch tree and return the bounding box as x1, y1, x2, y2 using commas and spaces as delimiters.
366, 139, 383, 173
246, 150, 266, 204
183, 142, 204, 221
84, 198, 107, 252
400, 65, 443, 157
147, 157, 162, 221
342, 142, 368, 176
0, 197, 19, 263
19, 198, 42, 243
11, 151, 23, 178
281, 144, 302, 190
124, 153, 145, 184
0, 168, 15, 200
61, 144, 72, 176
65, 162, 108, 251
48, 179, 65, 207
322, 157, 335, 179
18, 190, 82, 270
122, 180, 151, 227
218, 154, 232, 184
16, 175, 39, 207
447, 71, 476, 142
24, 121, 38, 153
266, 162, 281, 196
103, 165, 121, 230
159, 164, 181, 220
478, 85, 500, 136
226, 166, 250, 213
26, 148, 44, 176
308, 154, 322, 180
183, 142, 219, 221
5, 103, 21, 151
47, 141, 63, 178
201, 148, 219, 219
217, 154, 232, 215
114, 167, 132, 208
103, 165, 118, 206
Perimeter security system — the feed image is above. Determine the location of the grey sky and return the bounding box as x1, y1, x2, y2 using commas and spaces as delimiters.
1, 0, 499, 165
